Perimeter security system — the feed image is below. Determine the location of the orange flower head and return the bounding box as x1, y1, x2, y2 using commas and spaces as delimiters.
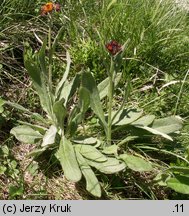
41, 2, 54, 16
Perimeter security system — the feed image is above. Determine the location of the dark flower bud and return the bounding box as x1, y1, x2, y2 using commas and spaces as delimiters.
54, 3, 61, 12
105, 40, 122, 55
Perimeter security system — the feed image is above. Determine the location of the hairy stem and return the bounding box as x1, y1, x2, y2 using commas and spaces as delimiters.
107, 57, 114, 146
48, 14, 53, 91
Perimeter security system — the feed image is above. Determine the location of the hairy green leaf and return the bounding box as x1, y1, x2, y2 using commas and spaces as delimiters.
102, 145, 118, 155
79, 87, 90, 113
75, 145, 107, 162
42, 125, 57, 147
73, 137, 97, 145
76, 150, 101, 197
5, 101, 31, 113
56, 136, 81, 182
168, 167, 189, 175
68, 87, 90, 135
55, 51, 71, 99
57, 73, 81, 106
87, 157, 126, 174
9, 185, 24, 198
97, 73, 121, 100
24, 45, 52, 115
152, 116, 183, 134
27, 148, 47, 158
17, 121, 47, 135
167, 175, 189, 194
0, 166, 6, 174
38, 37, 48, 76
53, 99, 67, 129
120, 154, 153, 172
113, 108, 143, 126
10, 125, 43, 144
137, 125, 173, 141
82, 72, 107, 133
153, 173, 171, 186
132, 115, 155, 126
0, 98, 5, 113
51, 26, 65, 55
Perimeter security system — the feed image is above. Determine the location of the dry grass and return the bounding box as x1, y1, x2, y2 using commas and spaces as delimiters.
11, 143, 83, 200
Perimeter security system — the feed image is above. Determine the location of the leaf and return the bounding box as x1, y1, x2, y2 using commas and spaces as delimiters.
51, 26, 64, 55
27, 162, 39, 176
17, 121, 47, 135
168, 167, 189, 175
117, 136, 139, 146
167, 175, 189, 194
153, 173, 171, 186
5, 101, 31, 113
137, 125, 173, 141
24, 45, 42, 87
27, 148, 47, 158
152, 116, 183, 134
53, 99, 67, 129
102, 145, 118, 155
68, 87, 90, 135
0, 98, 5, 113
97, 77, 109, 100
55, 51, 71, 99
57, 73, 81, 106
9, 185, 24, 198
73, 137, 97, 145
1, 145, 9, 157
131, 115, 155, 126
38, 37, 48, 76
76, 151, 101, 197
107, 0, 117, 11
82, 72, 107, 133
79, 87, 90, 114
56, 136, 81, 182
10, 160, 17, 169
113, 108, 143, 126
0, 106, 4, 114
67, 106, 81, 135
94, 139, 102, 148
119, 154, 153, 172
0, 166, 6, 174
97, 73, 121, 100
69, 87, 90, 127
42, 125, 57, 147
10, 125, 43, 144
87, 157, 126, 174
99, 158, 126, 174
75, 145, 107, 162
31, 113, 47, 124
24, 45, 52, 115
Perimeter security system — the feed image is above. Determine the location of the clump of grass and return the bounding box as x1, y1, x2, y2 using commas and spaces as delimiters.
67, 0, 189, 79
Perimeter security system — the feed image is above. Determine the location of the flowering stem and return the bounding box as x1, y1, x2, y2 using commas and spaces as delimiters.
48, 14, 53, 91
107, 57, 114, 146
47, 14, 56, 124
